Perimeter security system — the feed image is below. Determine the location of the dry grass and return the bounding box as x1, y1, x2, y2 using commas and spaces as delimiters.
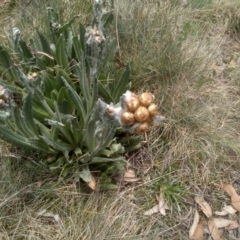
1, 0, 240, 239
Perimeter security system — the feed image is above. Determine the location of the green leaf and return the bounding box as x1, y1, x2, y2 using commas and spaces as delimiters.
0, 78, 23, 94
57, 69, 76, 90
32, 100, 52, 122
110, 142, 125, 154
43, 72, 64, 98
19, 40, 34, 59
0, 126, 52, 153
49, 156, 65, 171
36, 30, 54, 66
28, 138, 54, 153
41, 135, 73, 152
79, 165, 91, 182
0, 46, 19, 82
55, 15, 79, 36
119, 136, 142, 153
13, 105, 35, 137
57, 87, 74, 114
90, 156, 126, 164
22, 94, 39, 136
101, 10, 114, 30
56, 36, 69, 69
62, 76, 86, 126
70, 117, 82, 146
79, 24, 86, 52
37, 30, 53, 55
98, 80, 113, 103
72, 36, 83, 62
66, 28, 73, 58
34, 119, 51, 138
112, 63, 131, 103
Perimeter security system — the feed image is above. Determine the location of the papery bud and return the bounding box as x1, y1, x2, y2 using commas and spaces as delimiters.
134, 106, 149, 123
31, 72, 38, 78
121, 111, 135, 126
139, 92, 155, 107
148, 103, 159, 116
125, 96, 140, 112
135, 122, 149, 134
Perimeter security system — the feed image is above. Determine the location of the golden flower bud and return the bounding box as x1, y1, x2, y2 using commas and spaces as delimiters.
0, 99, 5, 106
0, 85, 4, 94
135, 122, 149, 134
125, 96, 140, 112
134, 106, 150, 123
121, 111, 135, 126
148, 103, 159, 116
139, 92, 155, 107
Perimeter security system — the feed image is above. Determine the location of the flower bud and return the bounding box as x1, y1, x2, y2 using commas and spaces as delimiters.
134, 106, 149, 123
135, 122, 149, 134
139, 92, 155, 107
148, 103, 159, 116
121, 111, 135, 126
125, 96, 140, 112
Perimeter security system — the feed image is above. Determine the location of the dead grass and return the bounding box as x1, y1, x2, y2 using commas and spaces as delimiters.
1, 0, 240, 239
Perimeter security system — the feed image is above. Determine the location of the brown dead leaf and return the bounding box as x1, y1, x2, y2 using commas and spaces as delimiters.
144, 193, 169, 216
123, 169, 141, 183
124, 169, 135, 178
37, 209, 62, 225
189, 210, 200, 239
214, 205, 237, 216
87, 175, 97, 190
222, 184, 238, 198
144, 204, 159, 215
225, 220, 239, 230
193, 221, 204, 240
213, 218, 234, 228
195, 196, 212, 218
157, 193, 167, 216
222, 184, 240, 212
208, 218, 222, 240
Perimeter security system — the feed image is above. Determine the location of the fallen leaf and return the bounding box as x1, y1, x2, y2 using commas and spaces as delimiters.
37, 209, 62, 225
225, 220, 239, 230
189, 210, 200, 239
193, 220, 204, 240
195, 196, 212, 218
87, 175, 97, 191
123, 177, 141, 182
124, 169, 136, 178
213, 218, 234, 228
222, 184, 240, 212
144, 204, 159, 215
208, 218, 222, 240
123, 169, 141, 182
144, 193, 169, 216
157, 193, 167, 215
214, 205, 237, 216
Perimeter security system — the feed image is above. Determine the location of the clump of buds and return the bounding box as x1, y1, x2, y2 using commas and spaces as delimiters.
93, 26, 103, 43
103, 91, 165, 135
120, 91, 162, 134
28, 72, 38, 80
0, 85, 12, 107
